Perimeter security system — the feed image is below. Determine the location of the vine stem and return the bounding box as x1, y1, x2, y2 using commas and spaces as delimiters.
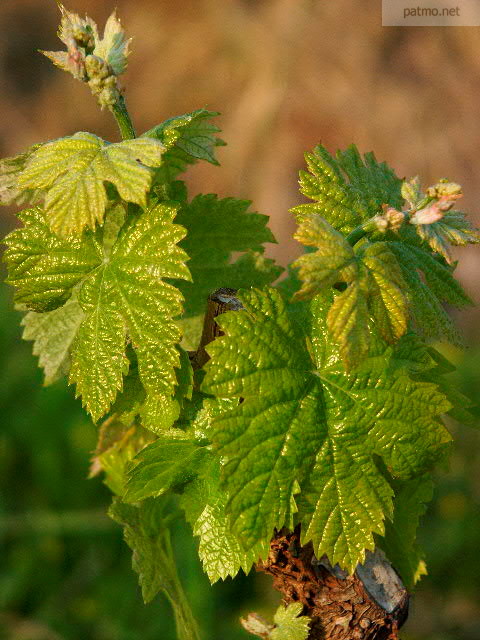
110, 94, 136, 140
345, 218, 379, 247
160, 528, 202, 640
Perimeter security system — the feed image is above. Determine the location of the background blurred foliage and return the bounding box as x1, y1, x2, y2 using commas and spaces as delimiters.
0, 0, 479, 639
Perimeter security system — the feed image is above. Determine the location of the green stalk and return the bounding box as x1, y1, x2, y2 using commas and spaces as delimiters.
345, 218, 378, 247
111, 94, 136, 140
160, 528, 202, 640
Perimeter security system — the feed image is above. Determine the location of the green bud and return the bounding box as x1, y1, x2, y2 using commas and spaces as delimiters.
85, 55, 111, 80
373, 206, 406, 233
72, 26, 95, 52
401, 176, 423, 209
426, 180, 462, 199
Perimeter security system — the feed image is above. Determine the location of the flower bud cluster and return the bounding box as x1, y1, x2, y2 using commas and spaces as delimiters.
410, 180, 463, 226
41, 5, 131, 109
373, 205, 406, 233
85, 55, 119, 108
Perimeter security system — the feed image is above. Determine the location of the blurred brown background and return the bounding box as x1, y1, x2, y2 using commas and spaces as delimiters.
2, 0, 480, 329
1, 2, 480, 640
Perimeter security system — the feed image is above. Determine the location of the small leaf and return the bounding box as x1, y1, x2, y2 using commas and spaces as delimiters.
56, 4, 98, 50
109, 497, 173, 604
143, 109, 224, 182
292, 214, 355, 298
327, 278, 370, 369
124, 436, 209, 503
0, 146, 43, 206
271, 602, 310, 640
389, 242, 471, 344
98, 424, 154, 495
291, 144, 402, 235
360, 242, 408, 344
93, 10, 131, 75
18, 133, 165, 236
293, 215, 408, 369
413, 211, 480, 264
401, 176, 422, 209
40, 5, 95, 81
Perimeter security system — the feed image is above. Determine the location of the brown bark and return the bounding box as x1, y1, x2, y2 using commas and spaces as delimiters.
257, 528, 409, 640
196, 289, 410, 640
190, 287, 243, 369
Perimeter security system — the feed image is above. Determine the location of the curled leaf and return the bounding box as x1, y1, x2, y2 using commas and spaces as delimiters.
411, 211, 480, 264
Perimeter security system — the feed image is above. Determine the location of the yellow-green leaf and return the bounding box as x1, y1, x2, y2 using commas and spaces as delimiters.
18, 133, 164, 236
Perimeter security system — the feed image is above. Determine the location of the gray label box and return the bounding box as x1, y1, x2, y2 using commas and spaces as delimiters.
382, 0, 480, 25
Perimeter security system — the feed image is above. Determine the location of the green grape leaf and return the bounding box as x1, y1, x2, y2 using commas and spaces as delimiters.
139, 346, 194, 433
181, 456, 268, 583
4, 207, 101, 312
110, 495, 202, 640
0, 146, 43, 206
388, 242, 472, 344
291, 144, 402, 235
107, 362, 146, 426
17, 132, 165, 236
140, 393, 181, 434
126, 393, 233, 504
293, 215, 408, 369
124, 435, 209, 503
201, 287, 451, 571
5, 202, 190, 420
174, 194, 281, 316
405, 341, 480, 428
109, 497, 173, 604
271, 603, 311, 640
360, 242, 408, 343
143, 109, 224, 182
70, 269, 128, 420
413, 211, 480, 265
377, 475, 433, 590
327, 278, 371, 371
389, 335, 480, 428
70, 201, 190, 420
21, 296, 85, 385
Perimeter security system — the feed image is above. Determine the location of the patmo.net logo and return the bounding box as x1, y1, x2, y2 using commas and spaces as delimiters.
382, 0, 480, 25
403, 5, 460, 18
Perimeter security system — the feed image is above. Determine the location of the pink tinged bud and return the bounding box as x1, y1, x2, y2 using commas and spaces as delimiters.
436, 194, 461, 212
410, 203, 444, 225
374, 206, 406, 233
